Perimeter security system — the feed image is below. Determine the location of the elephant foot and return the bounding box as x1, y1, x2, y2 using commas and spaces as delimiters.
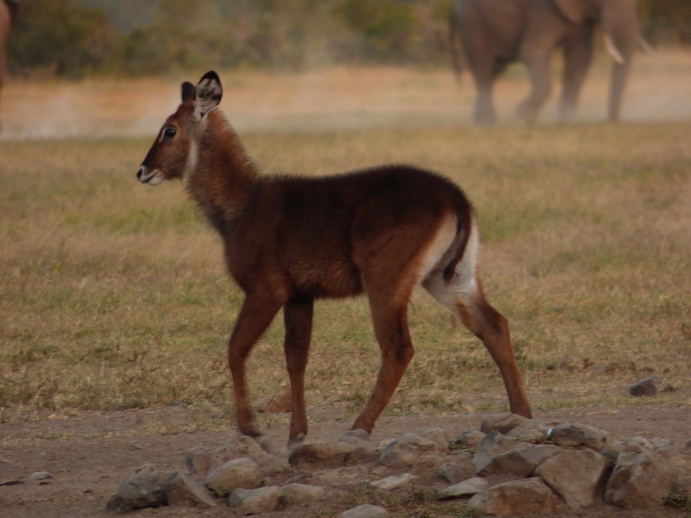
516, 101, 538, 124
473, 110, 497, 125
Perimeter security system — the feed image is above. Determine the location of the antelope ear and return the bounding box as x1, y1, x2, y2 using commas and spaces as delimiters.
194, 71, 223, 119
181, 82, 195, 103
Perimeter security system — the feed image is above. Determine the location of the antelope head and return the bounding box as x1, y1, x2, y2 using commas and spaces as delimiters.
136, 71, 223, 186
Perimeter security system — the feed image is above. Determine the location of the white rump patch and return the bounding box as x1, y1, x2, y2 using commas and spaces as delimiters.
422, 216, 480, 310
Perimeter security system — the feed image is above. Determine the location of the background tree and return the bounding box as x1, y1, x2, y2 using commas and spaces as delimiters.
6, 0, 689, 78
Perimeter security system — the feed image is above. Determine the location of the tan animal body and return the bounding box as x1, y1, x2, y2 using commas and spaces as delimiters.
137, 71, 531, 445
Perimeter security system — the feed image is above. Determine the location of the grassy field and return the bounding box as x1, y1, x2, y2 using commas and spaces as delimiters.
1, 54, 690, 428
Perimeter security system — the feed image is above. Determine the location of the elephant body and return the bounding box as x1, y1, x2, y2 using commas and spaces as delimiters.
1, 0, 20, 130
450, 0, 646, 124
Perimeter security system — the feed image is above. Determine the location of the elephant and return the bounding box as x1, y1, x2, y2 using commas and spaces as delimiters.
449, 0, 650, 124
0, 0, 21, 131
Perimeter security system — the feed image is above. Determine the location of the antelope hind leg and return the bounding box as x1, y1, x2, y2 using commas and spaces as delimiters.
283, 297, 314, 446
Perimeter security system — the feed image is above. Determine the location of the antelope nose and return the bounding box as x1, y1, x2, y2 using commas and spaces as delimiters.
136, 165, 145, 180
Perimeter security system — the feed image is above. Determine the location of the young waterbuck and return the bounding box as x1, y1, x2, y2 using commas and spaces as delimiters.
136, 71, 531, 445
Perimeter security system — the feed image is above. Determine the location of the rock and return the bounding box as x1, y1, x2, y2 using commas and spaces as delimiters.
602, 436, 657, 461
681, 439, 691, 455
605, 450, 677, 508
186, 435, 287, 477
535, 448, 608, 509
339, 503, 391, 518
506, 421, 549, 441
628, 376, 658, 397
488, 443, 561, 477
370, 473, 417, 490
228, 486, 281, 515
166, 471, 217, 508
438, 458, 473, 484
290, 440, 377, 467
279, 483, 325, 505
473, 432, 515, 474
106, 463, 174, 512
468, 477, 557, 515
378, 433, 447, 468
339, 429, 371, 443
256, 384, 291, 413
418, 428, 450, 450
438, 477, 489, 499
29, 471, 53, 481
548, 423, 608, 450
481, 413, 532, 435
451, 430, 486, 450
204, 457, 264, 496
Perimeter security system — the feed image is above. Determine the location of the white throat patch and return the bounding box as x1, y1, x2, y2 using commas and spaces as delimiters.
183, 140, 198, 183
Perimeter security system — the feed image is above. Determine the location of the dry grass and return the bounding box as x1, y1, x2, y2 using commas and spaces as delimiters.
1, 52, 690, 425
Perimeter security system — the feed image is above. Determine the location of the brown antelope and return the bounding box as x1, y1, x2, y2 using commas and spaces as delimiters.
137, 71, 531, 445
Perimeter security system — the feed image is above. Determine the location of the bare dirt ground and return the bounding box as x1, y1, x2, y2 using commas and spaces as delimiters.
1, 404, 689, 517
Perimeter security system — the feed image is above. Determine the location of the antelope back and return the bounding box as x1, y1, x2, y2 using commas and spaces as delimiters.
137, 72, 222, 186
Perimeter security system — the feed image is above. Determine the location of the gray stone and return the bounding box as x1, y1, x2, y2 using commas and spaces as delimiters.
106, 463, 174, 512
506, 421, 549, 441
29, 471, 53, 481
378, 433, 446, 468
548, 423, 608, 450
279, 483, 325, 505
488, 443, 561, 477
339, 429, 371, 443
438, 458, 473, 484
681, 439, 691, 455
290, 440, 377, 467
370, 473, 417, 490
605, 450, 677, 509
186, 435, 287, 477
602, 436, 654, 461
438, 477, 489, 499
480, 413, 532, 435
339, 503, 391, 518
473, 432, 515, 474
228, 486, 281, 515
628, 376, 658, 397
204, 457, 264, 496
451, 430, 486, 450
166, 471, 217, 508
255, 384, 291, 413
418, 428, 450, 450
468, 477, 557, 515
535, 448, 608, 509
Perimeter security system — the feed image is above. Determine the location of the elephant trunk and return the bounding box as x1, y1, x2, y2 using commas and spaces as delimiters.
600, 0, 640, 122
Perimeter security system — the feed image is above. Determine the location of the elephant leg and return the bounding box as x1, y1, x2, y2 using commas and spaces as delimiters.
608, 61, 631, 122
459, 28, 499, 124
517, 54, 552, 123
559, 30, 594, 122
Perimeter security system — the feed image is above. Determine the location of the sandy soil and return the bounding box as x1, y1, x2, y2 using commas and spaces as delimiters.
1, 404, 689, 517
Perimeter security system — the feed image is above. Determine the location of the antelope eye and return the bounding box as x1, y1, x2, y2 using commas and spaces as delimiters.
164, 127, 177, 138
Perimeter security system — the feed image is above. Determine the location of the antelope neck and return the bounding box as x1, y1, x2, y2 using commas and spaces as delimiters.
185, 110, 259, 231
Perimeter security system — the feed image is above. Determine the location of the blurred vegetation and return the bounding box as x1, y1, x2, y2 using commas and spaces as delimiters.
5, 0, 690, 78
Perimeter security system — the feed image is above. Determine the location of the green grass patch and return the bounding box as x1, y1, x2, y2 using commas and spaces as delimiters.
1, 120, 689, 422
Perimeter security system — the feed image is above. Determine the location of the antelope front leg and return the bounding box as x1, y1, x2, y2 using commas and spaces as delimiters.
228, 295, 282, 438
283, 297, 314, 446
352, 303, 414, 434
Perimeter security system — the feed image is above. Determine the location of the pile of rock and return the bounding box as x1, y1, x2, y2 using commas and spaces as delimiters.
106, 413, 687, 516
438, 413, 680, 515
